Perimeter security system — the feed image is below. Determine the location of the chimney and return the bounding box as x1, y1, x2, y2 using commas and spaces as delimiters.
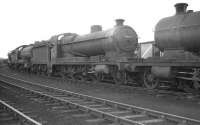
174, 3, 188, 15
115, 19, 125, 26
90, 25, 102, 33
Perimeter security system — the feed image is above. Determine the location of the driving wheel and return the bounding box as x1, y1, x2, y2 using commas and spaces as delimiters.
143, 70, 160, 89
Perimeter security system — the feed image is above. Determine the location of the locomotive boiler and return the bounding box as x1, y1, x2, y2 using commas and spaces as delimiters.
155, 3, 200, 55
60, 19, 138, 60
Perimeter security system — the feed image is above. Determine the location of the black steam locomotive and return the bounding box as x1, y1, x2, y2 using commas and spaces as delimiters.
8, 3, 200, 91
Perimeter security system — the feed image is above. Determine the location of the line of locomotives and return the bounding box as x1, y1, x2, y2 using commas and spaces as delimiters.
7, 3, 200, 92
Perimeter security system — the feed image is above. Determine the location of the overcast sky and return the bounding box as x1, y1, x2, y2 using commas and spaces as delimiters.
0, 0, 199, 58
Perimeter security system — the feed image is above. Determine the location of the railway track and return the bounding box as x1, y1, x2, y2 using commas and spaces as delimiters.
0, 80, 113, 125
0, 81, 113, 125
0, 74, 200, 125
5, 69, 200, 104
0, 99, 42, 125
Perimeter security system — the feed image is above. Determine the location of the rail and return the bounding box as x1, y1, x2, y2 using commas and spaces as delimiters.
0, 99, 42, 125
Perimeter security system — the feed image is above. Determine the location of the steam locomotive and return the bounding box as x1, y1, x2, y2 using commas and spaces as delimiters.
8, 3, 200, 91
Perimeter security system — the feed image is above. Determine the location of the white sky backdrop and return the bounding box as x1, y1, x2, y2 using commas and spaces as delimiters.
0, 0, 199, 58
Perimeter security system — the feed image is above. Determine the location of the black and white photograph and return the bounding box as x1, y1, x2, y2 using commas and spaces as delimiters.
0, 0, 200, 125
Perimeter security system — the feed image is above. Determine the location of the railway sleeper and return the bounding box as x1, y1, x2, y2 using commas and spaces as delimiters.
1, 75, 200, 125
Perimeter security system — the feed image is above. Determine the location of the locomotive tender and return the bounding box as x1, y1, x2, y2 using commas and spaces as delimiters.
8, 3, 200, 91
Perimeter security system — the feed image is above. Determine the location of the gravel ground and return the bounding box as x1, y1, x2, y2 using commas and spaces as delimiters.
1, 66, 200, 120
